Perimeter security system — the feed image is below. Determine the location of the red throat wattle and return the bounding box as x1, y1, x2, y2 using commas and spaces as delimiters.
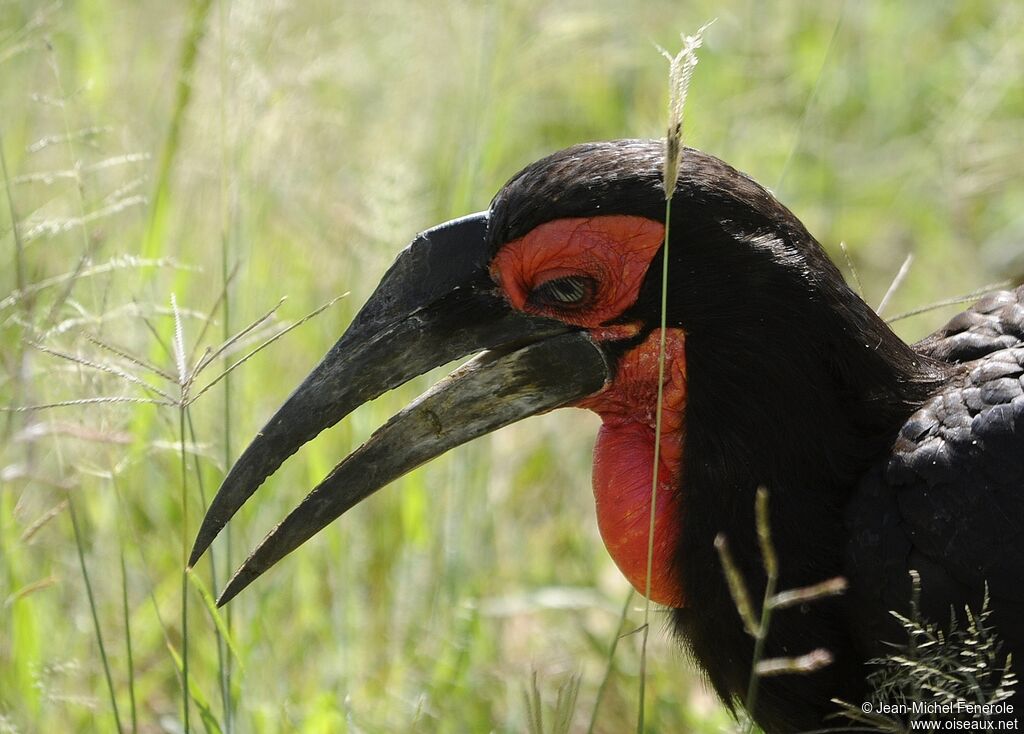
576, 329, 687, 607
490, 215, 686, 607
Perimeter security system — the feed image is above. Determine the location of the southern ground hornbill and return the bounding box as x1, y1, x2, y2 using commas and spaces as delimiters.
189, 140, 1023, 730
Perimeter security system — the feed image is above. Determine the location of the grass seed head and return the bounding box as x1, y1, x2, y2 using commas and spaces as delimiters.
661, 20, 714, 198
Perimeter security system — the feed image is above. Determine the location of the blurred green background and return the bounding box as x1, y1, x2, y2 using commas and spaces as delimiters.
1, 1, 1022, 732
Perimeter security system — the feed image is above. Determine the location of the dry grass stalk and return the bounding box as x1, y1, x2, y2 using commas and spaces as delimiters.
660, 21, 714, 198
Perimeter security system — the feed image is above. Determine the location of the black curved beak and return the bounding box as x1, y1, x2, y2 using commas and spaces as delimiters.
189, 212, 611, 604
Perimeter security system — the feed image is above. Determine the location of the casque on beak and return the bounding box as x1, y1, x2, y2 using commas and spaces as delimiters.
189, 211, 611, 604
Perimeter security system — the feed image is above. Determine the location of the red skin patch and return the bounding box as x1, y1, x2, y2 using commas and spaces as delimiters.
577, 329, 686, 607
491, 216, 687, 607
490, 216, 666, 327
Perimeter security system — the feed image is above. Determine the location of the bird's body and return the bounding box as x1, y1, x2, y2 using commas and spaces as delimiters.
843, 290, 1024, 724
677, 285, 1024, 730
193, 140, 1023, 731
850, 288, 1024, 650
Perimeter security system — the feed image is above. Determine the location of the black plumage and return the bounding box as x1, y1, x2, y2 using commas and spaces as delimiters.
492, 141, 1023, 730
847, 289, 1024, 664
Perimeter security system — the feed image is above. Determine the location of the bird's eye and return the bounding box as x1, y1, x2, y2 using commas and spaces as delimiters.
529, 275, 596, 309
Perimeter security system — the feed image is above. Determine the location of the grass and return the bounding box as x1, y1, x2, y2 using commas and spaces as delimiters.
1, 1, 1023, 732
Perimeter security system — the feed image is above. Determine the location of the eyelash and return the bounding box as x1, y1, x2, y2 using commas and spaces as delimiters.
528, 275, 597, 309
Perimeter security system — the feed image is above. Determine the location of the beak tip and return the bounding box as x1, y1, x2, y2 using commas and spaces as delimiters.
188, 532, 213, 569
218, 563, 262, 607
216, 581, 242, 607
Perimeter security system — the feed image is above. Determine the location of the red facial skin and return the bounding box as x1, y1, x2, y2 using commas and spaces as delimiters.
491, 216, 687, 607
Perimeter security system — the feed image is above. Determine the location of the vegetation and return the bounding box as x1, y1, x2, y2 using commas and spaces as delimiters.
835, 573, 1018, 731
1, 1, 1021, 732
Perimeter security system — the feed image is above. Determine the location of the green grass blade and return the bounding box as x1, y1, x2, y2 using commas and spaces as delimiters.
166, 641, 225, 734
121, 548, 138, 734
586, 588, 634, 734
68, 496, 124, 733
185, 566, 246, 668
143, 0, 215, 258
179, 406, 192, 734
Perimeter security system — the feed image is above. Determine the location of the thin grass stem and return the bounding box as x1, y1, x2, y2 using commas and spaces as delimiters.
0, 127, 29, 448
179, 406, 191, 734
111, 472, 193, 697
185, 261, 239, 367
743, 488, 780, 730
189, 296, 285, 381
187, 295, 344, 405
68, 495, 124, 733
0, 131, 25, 295
185, 409, 230, 730
26, 341, 177, 402
773, 4, 845, 196
877, 253, 914, 316
41, 44, 101, 330
769, 577, 846, 611
638, 194, 672, 734
586, 589, 634, 734
218, 0, 236, 722
120, 548, 138, 734
0, 258, 189, 314
838, 242, 863, 298
884, 282, 1011, 323
138, 312, 175, 364
639, 23, 710, 730
144, 0, 215, 257
110, 472, 139, 734
713, 535, 759, 637
1, 395, 176, 411
86, 332, 177, 383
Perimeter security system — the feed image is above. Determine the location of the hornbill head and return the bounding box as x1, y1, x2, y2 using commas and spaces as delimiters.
191, 139, 913, 609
